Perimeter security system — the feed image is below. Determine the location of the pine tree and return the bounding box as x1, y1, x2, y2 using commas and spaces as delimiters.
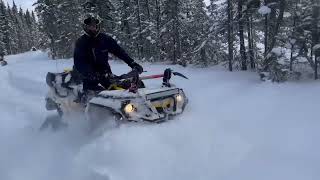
161, 0, 182, 65
32, 0, 318, 81
55, 0, 82, 58
34, 0, 62, 59
0, 0, 7, 54
238, 0, 247, 70
311, 0, 320, 79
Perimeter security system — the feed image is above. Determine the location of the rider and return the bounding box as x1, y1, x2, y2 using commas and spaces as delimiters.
73, 14, 143, 91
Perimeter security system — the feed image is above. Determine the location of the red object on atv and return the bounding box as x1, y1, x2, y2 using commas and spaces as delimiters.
139, 74, 164, 80
140, 69, 188, 80
119, 68, 188, 93
140, 69, 188, 87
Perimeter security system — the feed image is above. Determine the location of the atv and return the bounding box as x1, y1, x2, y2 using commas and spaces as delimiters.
42, 68, 188, 131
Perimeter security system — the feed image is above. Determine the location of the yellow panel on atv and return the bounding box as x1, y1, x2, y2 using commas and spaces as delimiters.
108, 84, 126, 91
63, 68, 73, 73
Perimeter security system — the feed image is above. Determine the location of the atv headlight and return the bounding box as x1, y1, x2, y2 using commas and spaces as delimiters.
124, 104, 135, 113
176, 94, 184, 102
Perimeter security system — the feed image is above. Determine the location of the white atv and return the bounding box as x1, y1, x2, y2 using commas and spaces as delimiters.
41, 68, 188, 131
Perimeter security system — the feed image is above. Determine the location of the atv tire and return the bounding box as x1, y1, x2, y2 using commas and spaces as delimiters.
86, 104, 122, 133
40, 114, 68, 131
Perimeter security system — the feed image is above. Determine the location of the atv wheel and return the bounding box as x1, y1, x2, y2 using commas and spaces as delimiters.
86, 104, 121, 133
40, 114, 68, 131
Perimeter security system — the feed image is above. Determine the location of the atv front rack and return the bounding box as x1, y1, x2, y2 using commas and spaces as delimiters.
121, 68, 188, 93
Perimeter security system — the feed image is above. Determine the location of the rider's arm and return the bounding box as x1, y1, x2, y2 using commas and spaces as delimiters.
105, 35, 135, 66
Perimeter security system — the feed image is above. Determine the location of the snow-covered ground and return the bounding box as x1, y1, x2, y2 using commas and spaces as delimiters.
1, 51, 320, 180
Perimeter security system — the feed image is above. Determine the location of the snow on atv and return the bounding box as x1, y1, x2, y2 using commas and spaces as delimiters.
42, 68, 188, 131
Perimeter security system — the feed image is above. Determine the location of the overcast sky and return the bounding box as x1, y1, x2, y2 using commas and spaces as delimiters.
3, 0, 35, 11
3, 0, 210, 12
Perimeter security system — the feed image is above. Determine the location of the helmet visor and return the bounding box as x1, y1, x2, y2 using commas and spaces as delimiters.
85, 23, 99, 31
84, 17, 100, 26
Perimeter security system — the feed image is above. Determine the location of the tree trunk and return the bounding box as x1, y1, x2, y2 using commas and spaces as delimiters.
200, 47, 206, 67
122, 0, 131, 39
155, 0, 162, 61
269, 0, 286, 52
315, 56, 318, 80
227, 0, 233, 71
49, 35, 56, 60
264, 0, 269, 57
263, 0, 286, 70
290, 0, 298, 71
247, 15, 255, 69
173, 0, 181, 65
135, 0, 143, 60
145, 0, 151, 18
311, 1, 319, 79
144, 0, 151, 60
238, 0, 247, 70
290, 47, 294, 71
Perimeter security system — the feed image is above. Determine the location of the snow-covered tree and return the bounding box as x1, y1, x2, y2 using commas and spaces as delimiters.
29, 0, 318, 82
0, 0, 7, 54
0, 0, 39, 55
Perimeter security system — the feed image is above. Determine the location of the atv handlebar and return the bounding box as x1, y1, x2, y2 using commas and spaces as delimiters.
109, 69, 188, 82
106, 68, 188, 90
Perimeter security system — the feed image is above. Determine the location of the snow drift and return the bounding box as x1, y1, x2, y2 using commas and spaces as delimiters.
0, 51, 319, 180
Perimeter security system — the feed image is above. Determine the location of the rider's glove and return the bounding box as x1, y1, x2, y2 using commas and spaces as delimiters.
105, 73, 120, 83
105, 73, 111, 79
129, 62, 143, 74
105, 73, 116, 80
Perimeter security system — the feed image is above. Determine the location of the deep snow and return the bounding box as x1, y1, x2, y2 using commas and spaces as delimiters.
0, 51, 320, 180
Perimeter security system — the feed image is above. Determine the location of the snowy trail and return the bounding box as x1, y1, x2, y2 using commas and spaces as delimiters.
0, 51, 320, 180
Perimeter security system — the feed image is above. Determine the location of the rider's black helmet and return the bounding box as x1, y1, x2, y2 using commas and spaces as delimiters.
82, 14, 101, 37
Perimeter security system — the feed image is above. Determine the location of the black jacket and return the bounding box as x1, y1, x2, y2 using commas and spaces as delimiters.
74, 33, 134, 80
